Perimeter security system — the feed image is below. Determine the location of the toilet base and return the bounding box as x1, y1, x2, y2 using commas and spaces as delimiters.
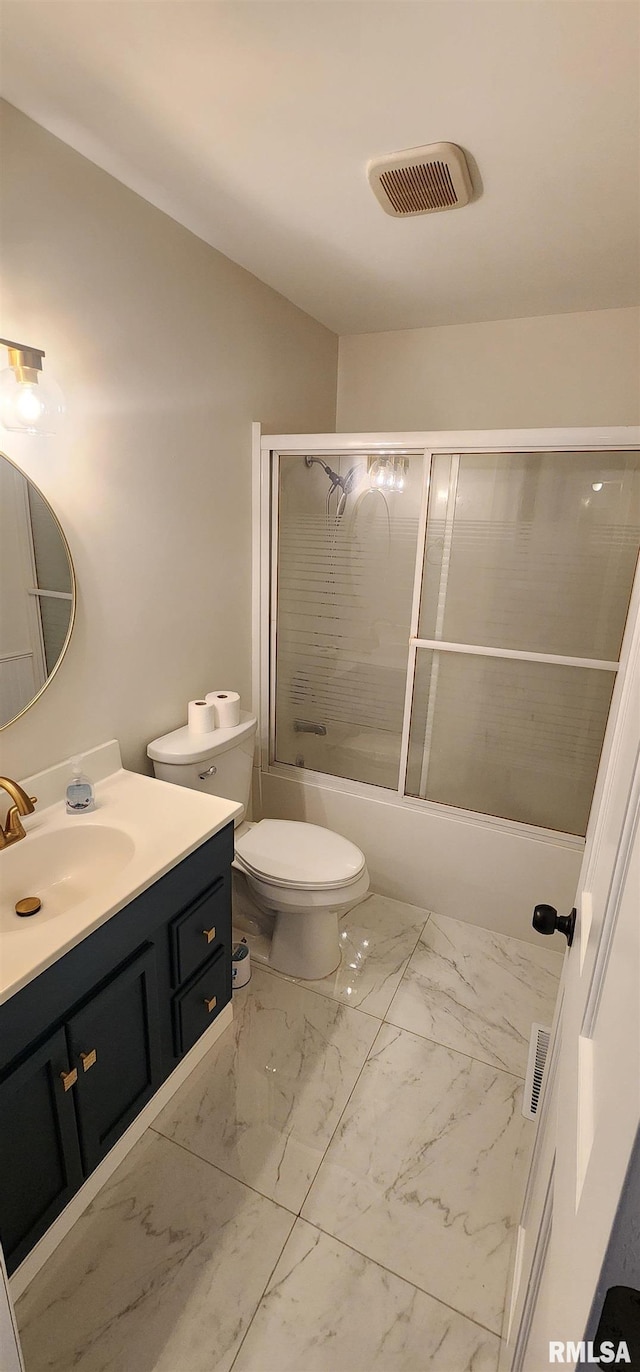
270, 908, 341, 980
232, 869, 342, 980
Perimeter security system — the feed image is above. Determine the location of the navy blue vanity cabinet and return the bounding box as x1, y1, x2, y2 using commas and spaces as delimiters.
169, 875, 227, 987
0, 1027, 84, 1274
0, 821, 234, 1275
66, 944, 163, 1174
173, 945, 228, 1056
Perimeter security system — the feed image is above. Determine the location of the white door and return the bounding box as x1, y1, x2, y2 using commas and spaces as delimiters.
503, 571, 640, 1371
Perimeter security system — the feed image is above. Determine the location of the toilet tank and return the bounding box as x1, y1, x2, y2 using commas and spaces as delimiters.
147, 713, 257, 825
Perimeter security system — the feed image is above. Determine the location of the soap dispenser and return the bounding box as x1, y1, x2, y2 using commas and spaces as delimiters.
66, 757, 95, 814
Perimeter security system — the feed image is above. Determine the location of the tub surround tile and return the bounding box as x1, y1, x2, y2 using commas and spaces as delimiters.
302, 1023, 530, 1334
16, 1131, 294, 1372
266, 893, 430, 1018
233, 1219, 500, 1372
154, 967, 379, 1212
386, 913, 563, 1076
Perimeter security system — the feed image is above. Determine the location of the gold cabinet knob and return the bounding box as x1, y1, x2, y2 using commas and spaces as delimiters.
204, 995, 217, 1013
80, 1049, 97, 1072
60, 1067, 78, 1092
202, 927, 217, 943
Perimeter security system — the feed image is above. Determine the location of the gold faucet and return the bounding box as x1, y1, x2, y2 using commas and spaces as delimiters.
0, 778, 37, 849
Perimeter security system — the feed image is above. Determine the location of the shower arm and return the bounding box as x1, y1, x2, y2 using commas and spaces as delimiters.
305, 456, 361, 519
305, 456, 345, 491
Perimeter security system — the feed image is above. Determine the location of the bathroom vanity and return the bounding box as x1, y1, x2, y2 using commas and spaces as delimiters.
0, 743, 240, 1279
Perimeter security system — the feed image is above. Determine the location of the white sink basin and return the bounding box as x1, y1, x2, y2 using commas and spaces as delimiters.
0, 743, 242, 1006
1, 825, 136, 931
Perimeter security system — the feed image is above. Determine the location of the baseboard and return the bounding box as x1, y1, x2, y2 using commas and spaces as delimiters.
9, 1001, 234, 1301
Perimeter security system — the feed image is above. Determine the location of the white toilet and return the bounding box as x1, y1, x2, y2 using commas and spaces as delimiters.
147, 713, 369, 979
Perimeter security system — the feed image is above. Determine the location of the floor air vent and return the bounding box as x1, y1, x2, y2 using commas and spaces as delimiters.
368, 142, 473, 217
522, 1024, 551, 1121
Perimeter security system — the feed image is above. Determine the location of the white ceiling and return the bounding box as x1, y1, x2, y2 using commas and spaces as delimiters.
1, 1, 639, 335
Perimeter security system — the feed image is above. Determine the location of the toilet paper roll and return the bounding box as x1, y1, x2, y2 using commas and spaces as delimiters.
206, 690, 241, 729
188, 699, 217, 734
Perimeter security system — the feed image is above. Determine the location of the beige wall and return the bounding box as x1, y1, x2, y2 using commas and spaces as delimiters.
337, 307, 640, 431
0, 101, 337, 780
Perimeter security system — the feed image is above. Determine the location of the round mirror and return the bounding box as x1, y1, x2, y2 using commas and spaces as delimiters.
0, 451, 76, 728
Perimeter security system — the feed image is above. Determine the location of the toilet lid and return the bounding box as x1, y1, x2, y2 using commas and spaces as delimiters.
235, 820, 366, 890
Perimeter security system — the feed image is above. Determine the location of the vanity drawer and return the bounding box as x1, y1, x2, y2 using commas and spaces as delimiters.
172, 948, 229, 1057
169, 878, 227, 987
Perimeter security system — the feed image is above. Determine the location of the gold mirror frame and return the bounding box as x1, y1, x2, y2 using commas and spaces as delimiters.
0, 450, 76, 729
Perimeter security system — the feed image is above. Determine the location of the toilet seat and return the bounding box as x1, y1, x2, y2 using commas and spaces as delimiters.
234, 819, 366, 892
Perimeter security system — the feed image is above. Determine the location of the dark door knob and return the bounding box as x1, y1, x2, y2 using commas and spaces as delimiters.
532, 903, 576, 946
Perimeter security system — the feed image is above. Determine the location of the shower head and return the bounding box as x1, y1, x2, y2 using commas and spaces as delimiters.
336, 466, 360, 519
305, 456, 362, 519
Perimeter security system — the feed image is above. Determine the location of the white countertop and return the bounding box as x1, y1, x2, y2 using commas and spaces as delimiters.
0, 744, 241, 1006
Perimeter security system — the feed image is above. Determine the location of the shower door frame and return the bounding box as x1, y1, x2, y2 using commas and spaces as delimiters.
253, 423, 640, 844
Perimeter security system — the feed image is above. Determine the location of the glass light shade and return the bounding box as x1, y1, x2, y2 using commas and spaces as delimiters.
0, 366, 66, 435
369, 455, 406, 492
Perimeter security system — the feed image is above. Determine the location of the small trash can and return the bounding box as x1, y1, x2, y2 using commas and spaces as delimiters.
232, 939, 251, 989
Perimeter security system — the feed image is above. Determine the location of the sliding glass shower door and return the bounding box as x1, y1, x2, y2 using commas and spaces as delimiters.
273, 451, 424, 789
271, 443, 640, 837
405, 450, 639, 834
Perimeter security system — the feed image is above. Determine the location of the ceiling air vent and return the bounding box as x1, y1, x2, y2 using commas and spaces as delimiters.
368, 142, 473, 217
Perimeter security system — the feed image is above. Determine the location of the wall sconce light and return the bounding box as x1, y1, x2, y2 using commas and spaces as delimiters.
368, 454, 408, 492
0, 338, 66, 435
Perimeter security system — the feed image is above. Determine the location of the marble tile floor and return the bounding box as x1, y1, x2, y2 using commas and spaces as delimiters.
386, 912, 563, 1077
301, 1024, 529, 1333
16, 896, 563, 1372
243, 892, 430, 1018
153, 966, 380, 1213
